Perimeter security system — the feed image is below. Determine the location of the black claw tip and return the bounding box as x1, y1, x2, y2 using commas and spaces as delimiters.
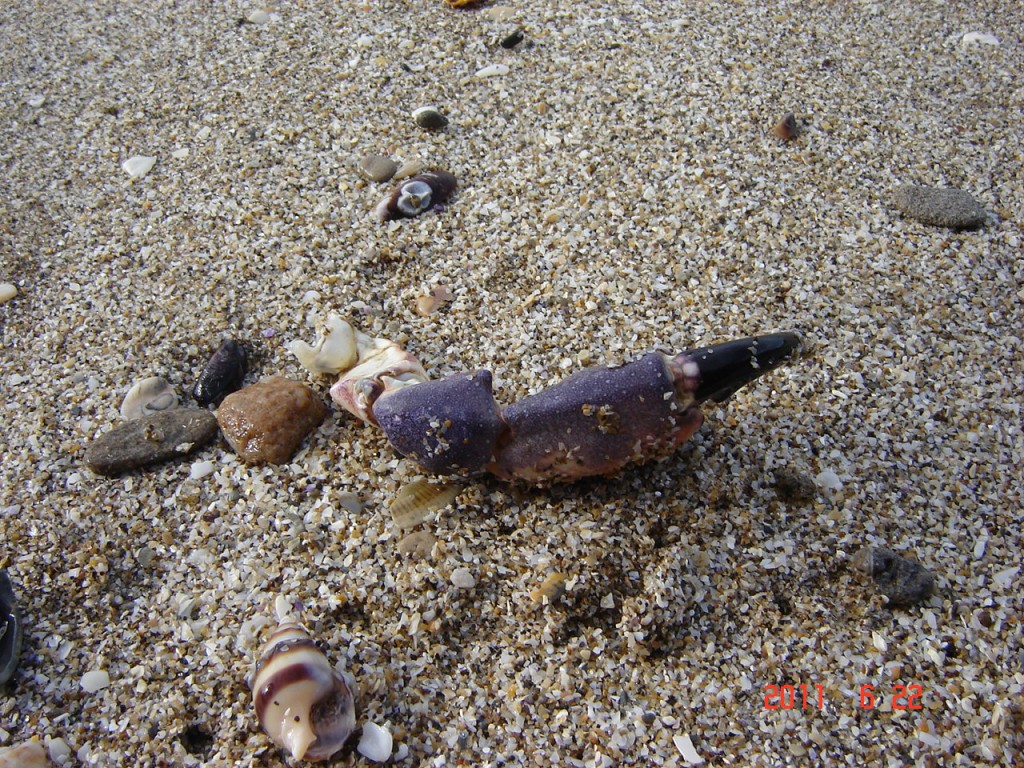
683, 332, 802, 403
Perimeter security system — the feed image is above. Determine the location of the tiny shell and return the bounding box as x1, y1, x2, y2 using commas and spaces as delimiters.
412, 106, 449, 131
252, 621, 357, 761
193, 338, 247, 406
81, 669, 111, 693
475, 63, 510, 78
772, 112, 799, 141
358, 155, 398, 183
0, 740, 51, 768
393, 159, 426, 181
285, 314, 358, 375
122, 155, 156, 178
390, 479, 462, 529
499, 29, 525, 49
530, 572, 567, 605
374, 171, 458, 222
120, 376, 178, 420
397, 530, 438, 558
0, 283, 17, 305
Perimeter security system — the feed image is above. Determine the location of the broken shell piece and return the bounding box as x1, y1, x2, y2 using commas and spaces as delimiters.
193, 338, 247, 406
0, 739, 51, 767
286, 314, 359, 375
412, 106, 449, 131
120, 376, 178, 420
414, 285, 453, 316
251, 621, 357, 762
772, 112, 799, 141
530, 572, 567, 605
374, 171, 457, 222
357, 722, 393, 762
122, 155, 156, 179
390, 479, 462, 529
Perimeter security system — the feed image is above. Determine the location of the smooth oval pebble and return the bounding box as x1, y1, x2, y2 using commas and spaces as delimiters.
81, 669, 110, 693
358, 154, 398, 183
390, 480, 462, 529
893, 185, 988, 231
0, 283, 16, 305
356, 722, 393, 762
0, 740, 49, 768
122, 155, 156, 179
120, 376, 178, 420
499, 29, 525, 49
84, 407, 219, 476
451, 567, 476, 589
412, 106, 449, 130
475, 63, 510, 78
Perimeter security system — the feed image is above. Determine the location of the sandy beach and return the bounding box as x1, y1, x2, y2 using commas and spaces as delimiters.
1, 1, 1022, 765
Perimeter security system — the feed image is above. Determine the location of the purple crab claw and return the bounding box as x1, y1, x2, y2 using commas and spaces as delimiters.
367, 332, 801, 484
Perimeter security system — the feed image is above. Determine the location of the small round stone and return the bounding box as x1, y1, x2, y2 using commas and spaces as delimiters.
412, 106, 449, 131
893, 185, 988, 230
358, 155, 398, 183
499, 29, 525, 49
0, 283, 17, 305
451, 567, 476, 589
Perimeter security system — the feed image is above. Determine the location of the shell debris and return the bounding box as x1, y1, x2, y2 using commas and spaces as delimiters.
390, 479, 462, 530
414, 285, 453, 316
120, 376, 178, 420
530, 572, 567, 605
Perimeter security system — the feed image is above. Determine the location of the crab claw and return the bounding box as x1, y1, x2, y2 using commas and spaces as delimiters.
683, 332, 803, 404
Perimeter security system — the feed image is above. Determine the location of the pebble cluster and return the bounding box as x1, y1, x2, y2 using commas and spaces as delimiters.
1, 1, 1022, 766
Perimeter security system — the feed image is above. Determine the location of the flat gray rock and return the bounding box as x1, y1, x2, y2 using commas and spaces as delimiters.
84, 407, 219, 476
854, 546, 936, 607
893, 185, 988, 230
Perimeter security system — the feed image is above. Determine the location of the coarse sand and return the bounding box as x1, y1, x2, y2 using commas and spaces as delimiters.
0, 1, 1022, 766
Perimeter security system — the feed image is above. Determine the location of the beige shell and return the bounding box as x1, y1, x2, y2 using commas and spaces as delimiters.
120, 376, 178, 420
251, 622, 357, 762
0, 739, 51, 767
285, 314, 359, 376
390, 479, 462, 530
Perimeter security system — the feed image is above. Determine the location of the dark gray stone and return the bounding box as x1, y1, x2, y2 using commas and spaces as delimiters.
856, 547, 936, 607
84, 407, 219, 476
893, 185, 988, 230
0, 570, 22, 685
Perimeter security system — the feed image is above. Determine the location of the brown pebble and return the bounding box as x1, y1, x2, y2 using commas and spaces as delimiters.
84, 408, 219, 476
976, 609, 993, 628
530, 572, 567, 605
216, 376, 326, 464
773, 112, 799, 141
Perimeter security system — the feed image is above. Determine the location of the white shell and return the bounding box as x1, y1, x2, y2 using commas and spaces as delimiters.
252, 621, 357, 762
0, 283, 16, 305
120, 376, 178, 420
122, 155, 156, 178
475, 63, 510, 78
285, 314, 359, 375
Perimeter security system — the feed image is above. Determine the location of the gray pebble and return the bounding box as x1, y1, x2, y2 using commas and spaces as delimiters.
84, 407, 219, 476
854, 546, 936, 607
0, 570, 23, 685
771, 468, 817, 503
893, 185, 988, 230
358, 154, 398, 183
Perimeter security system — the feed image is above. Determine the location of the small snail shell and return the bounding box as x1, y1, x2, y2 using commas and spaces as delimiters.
374, 171, 457, 222
251, 622, 357, 762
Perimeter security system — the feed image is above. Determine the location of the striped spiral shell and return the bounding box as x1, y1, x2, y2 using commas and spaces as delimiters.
251, 622, 357, 762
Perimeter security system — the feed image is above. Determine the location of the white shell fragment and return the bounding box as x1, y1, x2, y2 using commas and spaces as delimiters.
81, 669, 110, 693
251, 621, 357, 761
961, 31, 999, 46
0, 740, 51, 767
390, 480, 462, 530
120, 376, 178, 420
189, 459, 216, 480
246, 9, 271, 24
475, 63, 510, 78
0, 283, 17, 305
286, 313, 359, 375
451, 567, 476, 589
673, 733, 705, 765
357, 722, 393, 762
121, 155, 156, 179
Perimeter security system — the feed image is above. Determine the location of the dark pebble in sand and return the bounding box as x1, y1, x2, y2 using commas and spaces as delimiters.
84, 408, 220, 476
216, 376, 326, 464
854, 546, 936, 607
771, 468, 817, 503
893, 185, 988, 230
0, 570, 23, 685
193, 339, 247, 406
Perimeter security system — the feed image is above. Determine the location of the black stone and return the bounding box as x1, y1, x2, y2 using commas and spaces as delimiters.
860, 547, 936, 607
0, 570, 22, 685
193, 338, 247, 406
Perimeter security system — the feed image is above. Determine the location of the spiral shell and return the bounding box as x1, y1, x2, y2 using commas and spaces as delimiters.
374, 171, 457, 222
251, 622, 357, 762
